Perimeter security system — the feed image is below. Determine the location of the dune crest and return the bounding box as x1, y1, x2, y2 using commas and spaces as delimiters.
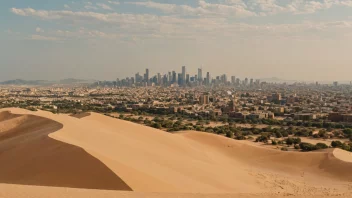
333, 148, 352, 163
0, 108, 352, 196
0, 110, 131, 191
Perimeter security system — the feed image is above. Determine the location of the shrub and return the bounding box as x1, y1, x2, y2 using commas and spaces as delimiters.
294, 144, 300, 150
281, 131, 289, 137
343, 128, 352, 136
226, 131, 234, 138
272, 140, 278, 145
152, 123, 162, 129
286, 138, 294, 146
236, 136, 246, 140
256, 135, 269, 143
299, 142, 317, 152
275, 131, 283, 138
331, 141, 343, 148
341, 144, 351, 152
315, 143, 328, 150
281, 147, 288, 151
293, 137, 301, 145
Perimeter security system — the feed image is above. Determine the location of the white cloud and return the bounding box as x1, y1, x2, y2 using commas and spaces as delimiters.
97, 3, 113, 10
10, 7, 352, 42
36, 27, 44, 33
64, 4, 70, 9
84, 2, 98, 10
127, 1, 255, 17
108, 1, 120, 5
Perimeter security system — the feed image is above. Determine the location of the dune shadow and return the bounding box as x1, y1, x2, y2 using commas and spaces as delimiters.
0, 111, 132, 191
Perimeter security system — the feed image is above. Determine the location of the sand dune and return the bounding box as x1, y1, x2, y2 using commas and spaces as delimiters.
0, 108, 351, 197
333, 148, 352, 163
0, 110, 131, 191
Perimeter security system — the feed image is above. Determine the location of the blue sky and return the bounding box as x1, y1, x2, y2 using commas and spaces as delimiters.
2, 0, 352, 81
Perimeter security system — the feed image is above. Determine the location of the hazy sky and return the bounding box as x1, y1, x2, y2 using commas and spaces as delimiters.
1, 0, 352, 81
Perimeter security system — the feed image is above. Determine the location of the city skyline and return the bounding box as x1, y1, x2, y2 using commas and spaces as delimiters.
2, 0, 352, 81
93, 66, 352, 87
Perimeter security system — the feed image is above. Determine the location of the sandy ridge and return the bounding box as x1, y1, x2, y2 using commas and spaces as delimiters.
0, 110, 131, 191
0, 108, 351, 196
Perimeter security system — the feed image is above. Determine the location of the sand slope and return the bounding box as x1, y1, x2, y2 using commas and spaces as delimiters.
0, 108, 351, 196
0, 111, 131, 190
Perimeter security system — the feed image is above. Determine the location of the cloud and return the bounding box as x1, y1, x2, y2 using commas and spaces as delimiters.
64, 4, 70, 9
10, 6, 352, 43
108, 1, 120, 5
97, 3, 113, 10
248, 0, 352, 15
84, 2, 98, 10
127, 0, 255, 17
36, 27, 44, 33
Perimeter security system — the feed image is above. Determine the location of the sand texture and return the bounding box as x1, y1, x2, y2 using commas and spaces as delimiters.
0, 108, 351, 198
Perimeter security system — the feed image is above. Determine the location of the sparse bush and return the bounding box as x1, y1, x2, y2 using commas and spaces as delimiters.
315, 143, 328, 150
236, 135, 246, 140
226, 131, 234, 138
281, 147, 288, 151
299, 142, 317, 152
152, 122, 161, 129
341, 144, 351, 151
331, 141, 343, 148
286, 138, 294, 146
272, 140, 278, 145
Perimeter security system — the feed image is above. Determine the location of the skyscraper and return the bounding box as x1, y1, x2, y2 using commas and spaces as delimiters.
231, 76, 236, 85
198, 68, 203, 82
206, 72, 210, 86
172, 71, 177, 84
168, 72, 172, 83
145, 69, 149, 85
178, 73, 182, 85
157, 73, 161, 85
182, 66, 186, 85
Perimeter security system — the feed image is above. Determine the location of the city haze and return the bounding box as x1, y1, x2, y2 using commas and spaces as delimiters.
1, 0, 352, 81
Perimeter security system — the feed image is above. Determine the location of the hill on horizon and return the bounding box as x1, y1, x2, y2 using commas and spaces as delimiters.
0, 78, 97, 86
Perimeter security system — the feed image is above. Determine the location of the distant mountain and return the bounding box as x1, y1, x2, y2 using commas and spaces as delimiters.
0, 78, 97, 86
0, 79, 52, 86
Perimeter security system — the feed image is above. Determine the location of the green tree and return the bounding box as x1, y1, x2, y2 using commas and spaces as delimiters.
286, 138, 294, 146
275, 131, 283, 138
256, 135, 269, 143
343, 128, 352, 136
299, 142, 317, 152
226, 131, 234, 138
331, 141, 343, 148
341, 144, 351, 152
315, 143, 328, 150
272, 140, 278, 145
152, 122, 161, 129
293, 137, 301, 145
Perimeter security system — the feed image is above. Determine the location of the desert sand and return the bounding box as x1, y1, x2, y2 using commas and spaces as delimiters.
0, 108, 351, 198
